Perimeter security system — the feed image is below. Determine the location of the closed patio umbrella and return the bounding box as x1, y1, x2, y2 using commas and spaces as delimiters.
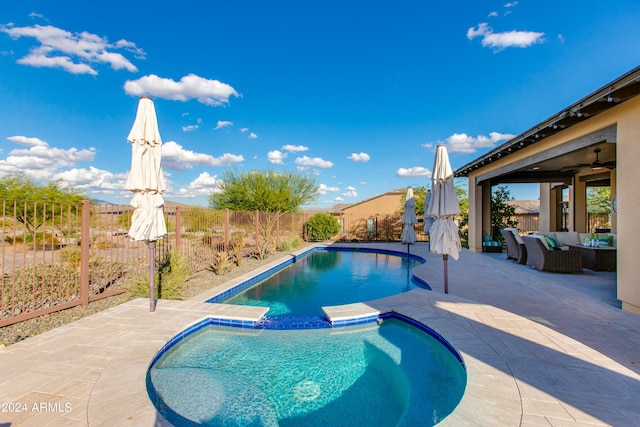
423, 189, 434, 250
125, 96, 167, 312
401, 187, 418, 255
426, 144, 461, 293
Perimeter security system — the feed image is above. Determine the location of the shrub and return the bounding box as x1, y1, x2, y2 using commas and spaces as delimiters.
250, 241, 271, 260
231, 232, 245, 266
127, 251, 189, 299
279, 235, 302, 252
306, 213, 340, 241
210, 250, 232, 276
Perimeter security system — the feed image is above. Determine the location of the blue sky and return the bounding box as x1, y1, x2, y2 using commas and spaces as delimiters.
1, 1, 639, 207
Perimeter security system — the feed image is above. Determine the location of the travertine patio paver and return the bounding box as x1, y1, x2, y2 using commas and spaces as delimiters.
0, 243, 638, 426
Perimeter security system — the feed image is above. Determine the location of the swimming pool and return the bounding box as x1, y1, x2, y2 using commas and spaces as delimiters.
147, 316, 466, 426
209, 248, 427, 316
147, 246, 466, 425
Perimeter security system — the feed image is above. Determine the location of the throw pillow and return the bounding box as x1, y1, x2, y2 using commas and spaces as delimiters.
483, 232, 492, 243
544, 235, 560, 251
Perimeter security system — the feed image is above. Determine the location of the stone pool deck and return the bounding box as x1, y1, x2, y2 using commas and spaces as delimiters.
0, 242, 638, 426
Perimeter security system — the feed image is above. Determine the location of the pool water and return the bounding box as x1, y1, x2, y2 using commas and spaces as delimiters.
148, 318, 466, 427
221, 249, 423, 316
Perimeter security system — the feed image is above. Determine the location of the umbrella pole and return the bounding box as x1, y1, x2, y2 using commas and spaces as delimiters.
149, 240, 156, 312
443, 254, 449, 294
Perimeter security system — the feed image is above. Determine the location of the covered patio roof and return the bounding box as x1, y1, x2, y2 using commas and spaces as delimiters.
454, 66, 640, 186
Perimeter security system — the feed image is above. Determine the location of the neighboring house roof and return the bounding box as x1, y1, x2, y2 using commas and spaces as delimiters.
327, 203, 354, 213
328, 188, 406, 214
508, 199, 540, 215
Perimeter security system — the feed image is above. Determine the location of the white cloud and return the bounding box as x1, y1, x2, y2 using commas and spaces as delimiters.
334, 196, 344, 202
437, 131, 515, 154
0, 24, 142, 75
182, 125, 199, 132
53, 166, 125, 193
240, 128, 249, 133
467, 23, 544, 51
421, 142, 434, 149
161, 140, 244, 171
7, 135, 48, 147
488, 11, 498, 17
343, 186, 357, 198
1, 145, 95, 170
504, 1, 519, 7
347, 152, 370, 162
295, 155, 333, 168
0, 142, 96, 181
282, 144, 308, 152
396, 167, 431, 178
248, 132, 258, 139
214, 120, 233, 130
124, 74, 239, 106
296, 166, 321, 175
173, 172, 223, 198
317, 183, 340, 195
268, 150, 286, 164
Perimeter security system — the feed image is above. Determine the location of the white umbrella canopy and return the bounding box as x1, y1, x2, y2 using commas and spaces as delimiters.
426, 144, 461, 293
125, 96, 167, 312
426, 144, 461, 259
423, 189, 434, 234
126, 96, 167, 242
401, 187, 418, 245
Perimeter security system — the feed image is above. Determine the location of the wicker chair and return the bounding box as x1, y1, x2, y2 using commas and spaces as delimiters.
522, 236, 582, 273
501, 229, 527, 264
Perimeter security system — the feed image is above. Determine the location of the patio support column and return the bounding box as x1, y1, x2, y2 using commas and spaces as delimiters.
467, 177, 487, 253
574, 178, 587, 232
539, 183, 552, 232
482, 182, 492, 239
610, 168, 617, 233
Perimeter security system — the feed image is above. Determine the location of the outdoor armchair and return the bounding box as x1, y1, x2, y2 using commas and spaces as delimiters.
522, 236, 582, 273
501, 228, 527, 264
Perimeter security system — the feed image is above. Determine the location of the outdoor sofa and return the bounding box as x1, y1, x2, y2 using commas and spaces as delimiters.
522, 236, 582, 273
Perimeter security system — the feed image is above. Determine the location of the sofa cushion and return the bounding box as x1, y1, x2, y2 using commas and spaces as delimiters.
531, 234, 550, 250
554, 231, 580, 246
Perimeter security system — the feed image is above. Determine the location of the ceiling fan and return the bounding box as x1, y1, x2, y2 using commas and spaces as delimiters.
562, 147, 616, 171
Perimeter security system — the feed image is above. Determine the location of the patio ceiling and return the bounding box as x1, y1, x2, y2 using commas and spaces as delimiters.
455, 66, 640, 186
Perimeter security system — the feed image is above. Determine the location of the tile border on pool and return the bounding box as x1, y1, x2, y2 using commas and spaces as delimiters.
205, 244, 430, 305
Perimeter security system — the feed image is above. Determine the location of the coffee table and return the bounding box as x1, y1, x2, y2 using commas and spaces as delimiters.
567, 245, 617, 271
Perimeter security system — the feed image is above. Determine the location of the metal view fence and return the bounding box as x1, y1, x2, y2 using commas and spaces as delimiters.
0, 200, 310, 327
0, 199, 436, 327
